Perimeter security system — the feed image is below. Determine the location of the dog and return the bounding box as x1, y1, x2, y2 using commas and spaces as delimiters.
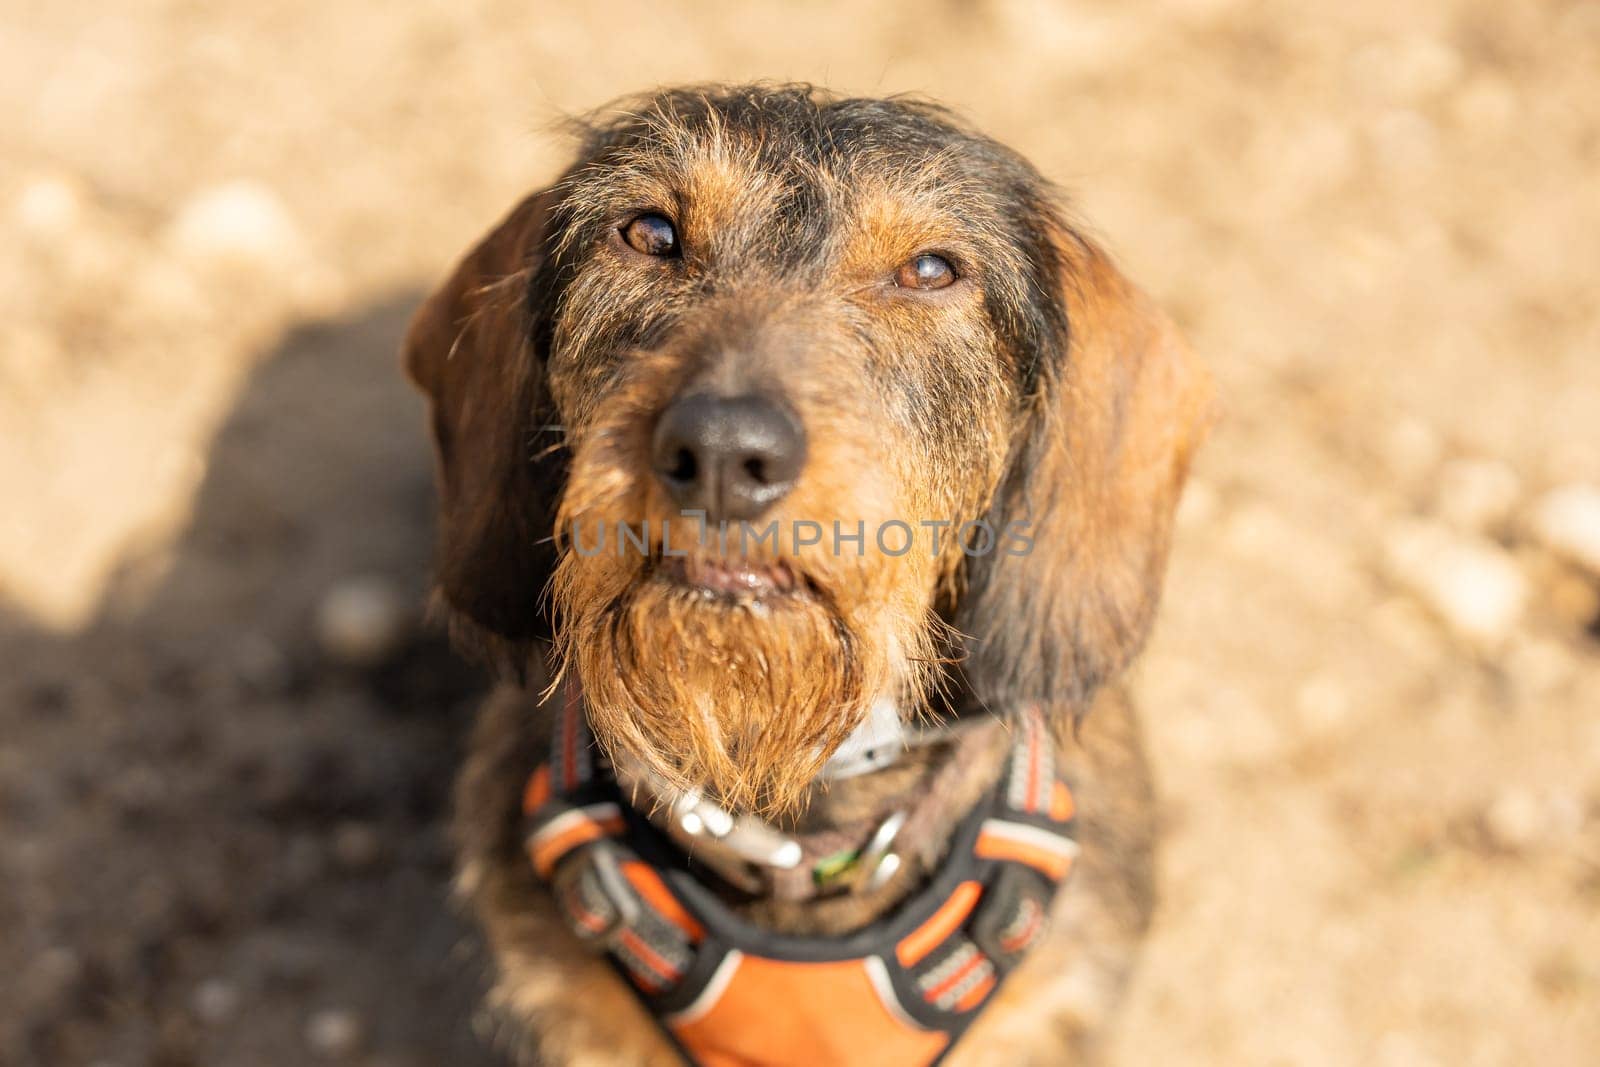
405, 84, 1212, 1066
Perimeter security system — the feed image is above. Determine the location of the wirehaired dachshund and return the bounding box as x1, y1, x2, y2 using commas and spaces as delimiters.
405, 84, 1212, 1066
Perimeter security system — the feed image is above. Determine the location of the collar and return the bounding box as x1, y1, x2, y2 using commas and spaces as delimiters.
821, 695, 909, 779
613, 702, 1004, 903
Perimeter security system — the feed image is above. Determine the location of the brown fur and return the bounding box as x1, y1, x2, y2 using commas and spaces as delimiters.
407, 84, 1212, 1064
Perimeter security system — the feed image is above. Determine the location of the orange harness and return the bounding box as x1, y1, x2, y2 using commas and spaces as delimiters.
522, 686, 1078, 1067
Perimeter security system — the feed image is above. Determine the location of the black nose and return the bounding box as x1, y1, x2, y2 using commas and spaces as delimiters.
651, 393, 806, 521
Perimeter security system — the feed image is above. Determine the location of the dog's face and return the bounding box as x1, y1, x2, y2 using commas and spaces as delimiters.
406, 86, 1212, 813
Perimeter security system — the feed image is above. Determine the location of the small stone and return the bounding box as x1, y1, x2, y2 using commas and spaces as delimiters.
331, 820, 385, 873
315, 576, 410, 667
167, 180, 309, 269
1483, 788, 1544, 851
1382, 521, 1529, 649
1530, 484, 1600, 575
306, 1008, 366, 1058
14, 173, 85, 238
1380, 417, 1442, 482
191, 978, 241, 1024
1433, 457, 1520, 532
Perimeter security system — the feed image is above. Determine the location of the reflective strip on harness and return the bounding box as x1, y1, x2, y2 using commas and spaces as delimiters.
549, 679, 593, 793
916, 939, 996, 1012
1006, 707, 1055, 815
998, 895, 1045, 953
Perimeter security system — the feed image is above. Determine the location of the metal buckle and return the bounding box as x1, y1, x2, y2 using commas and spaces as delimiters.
856, 810, 908, 892
647, 775, 804, 871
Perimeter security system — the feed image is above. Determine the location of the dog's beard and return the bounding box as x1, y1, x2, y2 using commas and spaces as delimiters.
557, 570, 882, 815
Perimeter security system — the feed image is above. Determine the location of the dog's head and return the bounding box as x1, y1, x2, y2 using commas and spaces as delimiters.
405, 85, 1212, 813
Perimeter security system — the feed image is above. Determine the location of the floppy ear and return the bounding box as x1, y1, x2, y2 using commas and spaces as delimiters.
955, 229, 1214, 713
403, 190, 566, 656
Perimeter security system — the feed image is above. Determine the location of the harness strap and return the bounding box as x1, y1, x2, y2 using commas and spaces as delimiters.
521, 682, 1079, 1067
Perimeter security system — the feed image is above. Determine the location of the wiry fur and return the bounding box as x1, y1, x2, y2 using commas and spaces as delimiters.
406, 83, 1213, 1063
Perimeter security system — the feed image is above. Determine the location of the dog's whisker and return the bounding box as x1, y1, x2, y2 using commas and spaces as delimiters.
530, 441, 567, 463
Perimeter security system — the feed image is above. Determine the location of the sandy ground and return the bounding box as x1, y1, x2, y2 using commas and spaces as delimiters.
2, 1, 1598, 1064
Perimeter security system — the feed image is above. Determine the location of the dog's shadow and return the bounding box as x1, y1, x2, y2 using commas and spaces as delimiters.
1, 294, 500, 1065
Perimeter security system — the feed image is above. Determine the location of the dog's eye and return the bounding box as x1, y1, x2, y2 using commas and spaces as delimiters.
896, 253, 956, 290
621, 214, 678, 257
